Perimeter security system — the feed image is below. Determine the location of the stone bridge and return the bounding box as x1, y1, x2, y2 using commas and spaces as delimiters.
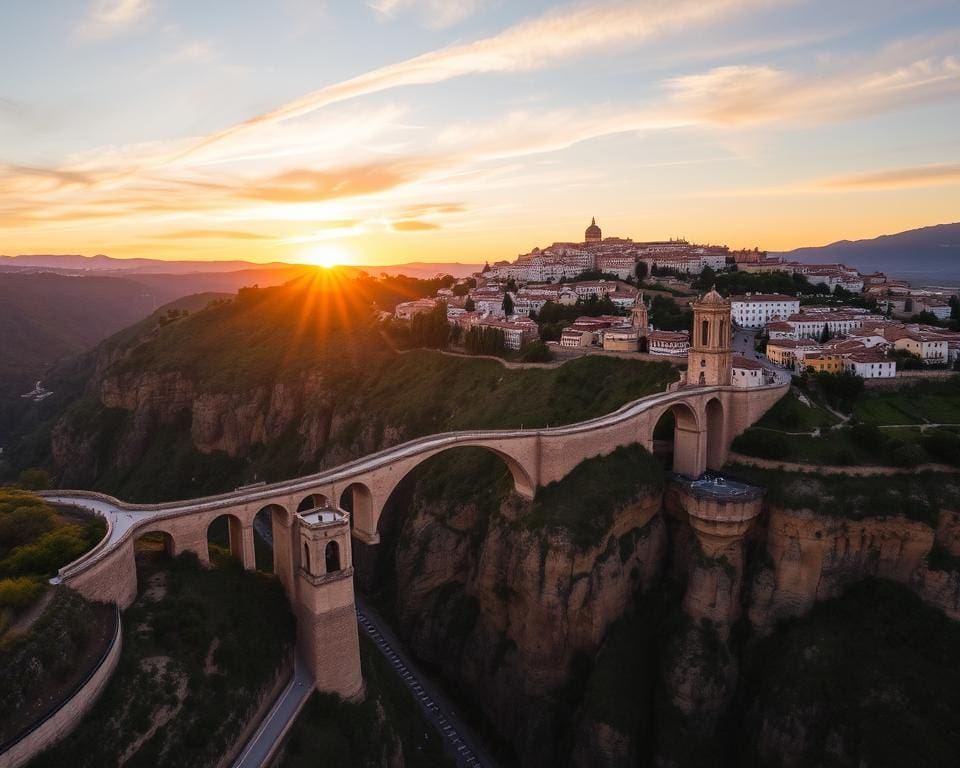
41, 375, 786, 699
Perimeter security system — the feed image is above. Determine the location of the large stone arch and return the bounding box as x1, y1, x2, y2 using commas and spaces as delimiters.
650, 400, 704, 478
705, 397, 726, 470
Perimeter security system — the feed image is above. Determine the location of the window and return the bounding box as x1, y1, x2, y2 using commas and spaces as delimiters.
303, 542, 311, 575
701, 319, 709, 346
325, 541, 341, 573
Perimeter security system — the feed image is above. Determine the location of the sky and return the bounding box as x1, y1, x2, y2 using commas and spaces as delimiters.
0, 0, 958, 266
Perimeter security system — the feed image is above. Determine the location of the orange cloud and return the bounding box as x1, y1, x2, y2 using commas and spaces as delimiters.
818, 162, 960, 191
391, 219, 440, 231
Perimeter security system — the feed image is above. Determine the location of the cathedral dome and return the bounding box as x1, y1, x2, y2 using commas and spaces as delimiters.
585, 217, 602, 242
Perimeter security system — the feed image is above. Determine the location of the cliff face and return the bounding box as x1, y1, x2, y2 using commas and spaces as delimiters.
749, 506, 960, 627
390, 492, 667, 766
384, 473, 960, 768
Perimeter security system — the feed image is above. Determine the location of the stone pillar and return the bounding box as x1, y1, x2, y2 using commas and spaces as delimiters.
272, 513, 296, 599
239, 524, 257, 570
673, 479, 764, 633
175, 529, 210, 566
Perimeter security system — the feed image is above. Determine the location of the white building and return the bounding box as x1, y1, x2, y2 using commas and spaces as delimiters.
731, 293, 801, 329
731, 355, 766, 388
646, 330, 690, 356
477, 317, 539, 350
844, 352, 896, 378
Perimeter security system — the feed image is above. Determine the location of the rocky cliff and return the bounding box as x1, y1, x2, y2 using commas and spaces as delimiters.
378, 456, 960, 768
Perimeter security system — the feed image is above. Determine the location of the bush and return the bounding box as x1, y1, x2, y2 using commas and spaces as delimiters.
0, 576, 45, 610
520, 340, 553, 363
922, 430, 960, 466
731, 430, 791, 460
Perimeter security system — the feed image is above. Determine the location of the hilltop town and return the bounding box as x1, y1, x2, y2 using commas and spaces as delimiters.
395, 218, 960, 380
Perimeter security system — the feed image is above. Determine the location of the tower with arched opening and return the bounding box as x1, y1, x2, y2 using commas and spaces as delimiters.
295, 502, 363, 700
687, 289, 732, 387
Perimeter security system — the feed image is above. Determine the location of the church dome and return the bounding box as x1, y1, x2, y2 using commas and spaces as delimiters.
585, 217, 602, 242
700, 288, 726, 304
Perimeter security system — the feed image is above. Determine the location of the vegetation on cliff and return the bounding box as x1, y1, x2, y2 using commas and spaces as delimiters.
30, 552, 294, 768
736, 579, 960, 767
528, 444, 665, 548
0, 489, 105, 623
725, 464, 956, 526
0, 589, 114, 744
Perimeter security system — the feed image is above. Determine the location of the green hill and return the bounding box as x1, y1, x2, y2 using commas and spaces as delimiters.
1, 273, 678, 500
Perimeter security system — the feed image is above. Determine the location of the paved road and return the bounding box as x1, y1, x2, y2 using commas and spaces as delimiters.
233, 653, 314, 768
356, 597, 499, 768
733, 328, 791, 383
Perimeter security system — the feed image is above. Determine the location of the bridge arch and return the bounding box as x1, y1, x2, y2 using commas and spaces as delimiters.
255, 503, 295, 595
206, 513, 245, 565
339, 482, 373, 535
650, 400, 703, 478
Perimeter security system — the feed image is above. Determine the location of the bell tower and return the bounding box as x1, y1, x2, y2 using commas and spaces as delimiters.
631, 292, 648, 332
294, 504, 363, 700
688, 289, 732, 386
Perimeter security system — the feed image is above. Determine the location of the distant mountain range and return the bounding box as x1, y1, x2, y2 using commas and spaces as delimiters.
0, 253, 483, 279
776, 223, 960, 285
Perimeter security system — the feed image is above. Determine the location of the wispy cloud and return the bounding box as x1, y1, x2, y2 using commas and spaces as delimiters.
173, 0, 767, 162
76, 0, 152, 41
371, 0, 487, 29
818, 162, 960, 191
391, 219, 441, 231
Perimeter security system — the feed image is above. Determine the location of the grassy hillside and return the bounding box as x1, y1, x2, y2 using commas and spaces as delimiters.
3, 274, 678, 499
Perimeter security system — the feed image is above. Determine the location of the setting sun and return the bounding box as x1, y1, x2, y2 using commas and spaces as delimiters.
299, 244, 352, 269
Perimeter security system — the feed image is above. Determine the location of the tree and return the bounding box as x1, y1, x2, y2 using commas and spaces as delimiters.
452, 283, 470, 297
695, 266, 717, 291
520, 340, 553, 362
464, 296, 475, 312
16, 469, 50, 491
634, 261, 648, 282
408, 303, 450, 349
464, 326, 505, 355
481, 261, 490, 274
819, 325, 832, 343
502, 293, 514, 316
950, 295, 960, 320
506, 278, 517, 292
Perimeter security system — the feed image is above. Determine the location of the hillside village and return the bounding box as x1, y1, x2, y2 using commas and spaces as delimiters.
394, 218, 960, 380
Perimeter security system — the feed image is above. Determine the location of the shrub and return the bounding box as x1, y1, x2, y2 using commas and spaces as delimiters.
520, 340, 553, 363
922, 429, 960, 466
731, 430, 791, 460
0, 577, 45, 610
